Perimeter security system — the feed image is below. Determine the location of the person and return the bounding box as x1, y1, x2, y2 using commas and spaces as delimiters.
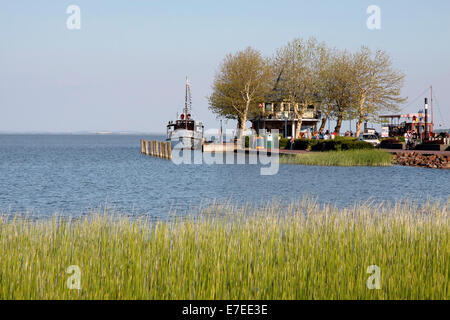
313, 132, 319, 140
404, 131, 410, 147
324, 130, 330, 140
305, 129, 312, 140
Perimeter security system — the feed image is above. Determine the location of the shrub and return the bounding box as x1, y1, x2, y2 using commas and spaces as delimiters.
291, 139, 318, 151
311, 140, 374, 152
421, 140, 445, 145
380, 138, 398, 145
381, 137, 405, 144
279, 138, 289, 149
334, 136, 357, 142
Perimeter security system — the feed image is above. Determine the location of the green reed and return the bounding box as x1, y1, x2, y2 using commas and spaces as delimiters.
280, 149, 393, 167
0, 198, 448, 300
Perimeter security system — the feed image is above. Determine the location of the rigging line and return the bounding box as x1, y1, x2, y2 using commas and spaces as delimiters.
398, 87, 429, 112
433, 92, 447, 127
398, 87, 430, 112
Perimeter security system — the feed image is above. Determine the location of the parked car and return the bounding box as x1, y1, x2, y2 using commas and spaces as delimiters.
358, 134, 380, 146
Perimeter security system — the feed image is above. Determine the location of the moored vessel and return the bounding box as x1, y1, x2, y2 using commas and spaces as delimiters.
166, 77, 204, 150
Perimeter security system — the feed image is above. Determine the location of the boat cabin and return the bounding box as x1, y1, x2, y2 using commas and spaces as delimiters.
380, 112, 434, 138
167, 119, 203, 134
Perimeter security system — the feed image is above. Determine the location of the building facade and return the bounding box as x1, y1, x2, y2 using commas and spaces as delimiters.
250, 101, 321, 138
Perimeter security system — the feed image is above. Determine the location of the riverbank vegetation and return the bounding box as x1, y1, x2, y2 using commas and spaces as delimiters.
208, 37, 406, 138
280, 149, 392, 167
279, 137, 374, 151
1, 199, 447, 300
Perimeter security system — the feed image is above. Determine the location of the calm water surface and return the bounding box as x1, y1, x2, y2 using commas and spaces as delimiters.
0, 134, 448, 218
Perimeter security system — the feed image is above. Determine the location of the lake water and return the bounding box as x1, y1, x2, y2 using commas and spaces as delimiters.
0, 134, 448, 218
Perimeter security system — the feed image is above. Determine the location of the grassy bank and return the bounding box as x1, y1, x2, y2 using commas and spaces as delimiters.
0, 199, 448, 300
280, 149, 393, 167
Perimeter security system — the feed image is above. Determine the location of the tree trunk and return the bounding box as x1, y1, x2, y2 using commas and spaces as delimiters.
295, 117, 302, 138
334, 108, 344, 135
294, 104, 307, 138
319, 109, 331, 133
355, 119, 363, 138
319, 118, 327, 134
355, 95, 366, 138
237, 114, 247, 139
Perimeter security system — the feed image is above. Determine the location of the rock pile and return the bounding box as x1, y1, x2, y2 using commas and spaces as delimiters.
392, 152, 450, 169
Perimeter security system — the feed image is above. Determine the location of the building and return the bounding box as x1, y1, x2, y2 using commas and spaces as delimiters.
250, 101, 321, 138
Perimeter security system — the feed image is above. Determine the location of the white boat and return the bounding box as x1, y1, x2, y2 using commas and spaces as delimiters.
166, 78, 204, 150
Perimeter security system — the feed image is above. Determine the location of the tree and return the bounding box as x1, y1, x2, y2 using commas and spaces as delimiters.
314, 47, 334, 134
327, 50, 354, 135
350, 47, 407, 137
272, 38, 328, 138
208, 47, 273, 137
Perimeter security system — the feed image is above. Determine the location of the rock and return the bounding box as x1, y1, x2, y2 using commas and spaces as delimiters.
392, 152, 449, 169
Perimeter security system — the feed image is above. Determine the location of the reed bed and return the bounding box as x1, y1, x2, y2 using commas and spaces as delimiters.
280, 149, 393, 167
0, 199, 448, 300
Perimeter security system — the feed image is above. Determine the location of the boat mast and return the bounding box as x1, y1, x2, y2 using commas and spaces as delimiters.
184, 77, 192, 130
430, 85, 434, 133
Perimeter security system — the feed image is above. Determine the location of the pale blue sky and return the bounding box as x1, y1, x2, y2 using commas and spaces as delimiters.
1, 0, 449, 133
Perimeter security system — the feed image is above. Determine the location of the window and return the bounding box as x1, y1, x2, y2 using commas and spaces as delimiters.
283, 103, 292, 112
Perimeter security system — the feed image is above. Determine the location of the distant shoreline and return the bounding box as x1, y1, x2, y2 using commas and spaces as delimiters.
0, 132, 166, 136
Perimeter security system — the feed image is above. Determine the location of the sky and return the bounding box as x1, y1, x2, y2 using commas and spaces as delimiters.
1, 0, 449, 133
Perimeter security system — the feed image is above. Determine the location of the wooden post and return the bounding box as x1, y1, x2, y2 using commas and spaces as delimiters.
167, 142, 172, 160
141, 139, 172, 160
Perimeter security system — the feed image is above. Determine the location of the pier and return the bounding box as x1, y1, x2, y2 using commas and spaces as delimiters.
140, 140, 172, 160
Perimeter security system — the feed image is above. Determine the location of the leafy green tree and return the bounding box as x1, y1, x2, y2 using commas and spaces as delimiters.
208, 47, 273, 136
327, 50, 355, 135
350, 47, 407, 137
272, 38, 328, 138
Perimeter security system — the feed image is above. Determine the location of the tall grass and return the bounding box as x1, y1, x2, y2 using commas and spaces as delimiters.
280, 149, 392, 167
0, 199, 448, 300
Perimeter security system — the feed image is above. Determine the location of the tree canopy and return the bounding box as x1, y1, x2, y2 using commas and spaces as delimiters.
208, 39, 406, 137
208, 47, 273, 135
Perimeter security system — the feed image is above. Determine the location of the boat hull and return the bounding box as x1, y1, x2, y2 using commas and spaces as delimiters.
167, 129, 203, 150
